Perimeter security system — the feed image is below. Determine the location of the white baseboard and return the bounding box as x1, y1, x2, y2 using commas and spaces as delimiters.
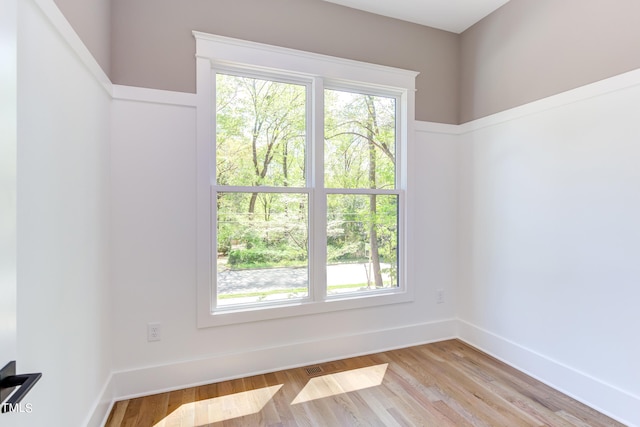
457, 320, 639, 427
87, 319, 638, 427
83, 373, 115, 427
110, 319, 456, 401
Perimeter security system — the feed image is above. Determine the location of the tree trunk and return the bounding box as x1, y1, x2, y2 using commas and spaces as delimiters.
282, 141, 289, 187
369, 194, 383, 288
366, 96, 384, 288
248, 192, 258, 215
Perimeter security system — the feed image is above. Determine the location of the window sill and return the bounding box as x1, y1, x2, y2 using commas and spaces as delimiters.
197, 288, 414, 328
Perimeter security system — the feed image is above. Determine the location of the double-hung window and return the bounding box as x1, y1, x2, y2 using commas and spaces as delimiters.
195, 32, 418, 326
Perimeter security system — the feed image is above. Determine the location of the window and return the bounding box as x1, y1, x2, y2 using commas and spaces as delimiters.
195, 32, 417, 326
324, 90, 399, 297
215, 73, 310, 307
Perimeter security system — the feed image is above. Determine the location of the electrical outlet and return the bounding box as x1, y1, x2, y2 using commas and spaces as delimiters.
147, 323, 161, 342
436, 289, 445, 304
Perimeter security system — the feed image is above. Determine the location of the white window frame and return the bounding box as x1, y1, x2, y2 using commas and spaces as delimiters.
195, 31, 418, 327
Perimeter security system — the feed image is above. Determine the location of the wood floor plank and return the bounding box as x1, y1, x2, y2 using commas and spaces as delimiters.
165, 387, 197, 427
104, 400, 129, 427
437, 341, 612, 427
387, 347, 532, 427
106, 340, 625, 427
380, 360, 461, 425
424, 342, 553, 422
134, 391, 170, 427
119, 396, 143, 427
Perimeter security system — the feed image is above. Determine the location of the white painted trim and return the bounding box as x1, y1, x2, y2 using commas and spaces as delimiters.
458, 320, 640, 427
112, 85, 197, 107
414, 120, 461, 135
413, 67, 640, 135
195, 55, 214, 328
193, 32, 419, 90
111, 65, 640, 139
458, 67, 640, 133
82, 373, 115, 427
111, 319, 456, 400
31, 0, 112, 95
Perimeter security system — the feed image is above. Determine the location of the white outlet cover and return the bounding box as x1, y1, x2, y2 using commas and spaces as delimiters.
147, 322, 161, 342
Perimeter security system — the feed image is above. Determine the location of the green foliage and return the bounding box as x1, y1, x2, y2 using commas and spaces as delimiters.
215, 77, 399, 283
216, 73, 306, 188
217, 192, 308, 269
324, 90, 396, 189
228, 246, 306, 267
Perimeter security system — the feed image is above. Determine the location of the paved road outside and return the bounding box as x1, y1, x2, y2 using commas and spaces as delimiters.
218, 262, 391, 295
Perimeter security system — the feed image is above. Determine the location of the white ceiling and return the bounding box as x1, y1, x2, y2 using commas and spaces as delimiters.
323, 0, 511, 33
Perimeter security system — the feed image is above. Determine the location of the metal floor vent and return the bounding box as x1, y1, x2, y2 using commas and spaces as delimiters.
304, 366, 323, 376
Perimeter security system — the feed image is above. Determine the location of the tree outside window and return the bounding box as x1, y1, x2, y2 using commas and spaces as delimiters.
214, 74, 399, 308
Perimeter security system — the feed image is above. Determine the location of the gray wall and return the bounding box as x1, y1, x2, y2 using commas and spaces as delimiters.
54, 0, 640, 124
110, 0, 459, 124
54, 0, 110, 72
460, 0, 640, 122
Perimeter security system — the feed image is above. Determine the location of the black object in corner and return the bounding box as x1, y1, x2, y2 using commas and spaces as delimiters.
0, 361, 42, 413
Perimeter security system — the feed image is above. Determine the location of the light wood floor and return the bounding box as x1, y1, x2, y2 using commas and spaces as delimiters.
105, 340, 623, 426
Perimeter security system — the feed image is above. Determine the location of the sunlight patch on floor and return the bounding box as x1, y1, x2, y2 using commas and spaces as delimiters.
292, 363, 388, 404
154, 384, 283, 425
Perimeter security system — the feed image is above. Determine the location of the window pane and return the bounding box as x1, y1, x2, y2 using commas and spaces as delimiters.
326, 194, 398, 296
216, 74, 307, 187
216, 192, 309, 306
324, 90, 396, 189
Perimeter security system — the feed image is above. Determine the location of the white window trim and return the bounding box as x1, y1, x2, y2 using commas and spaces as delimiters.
194, 31, 418, 327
